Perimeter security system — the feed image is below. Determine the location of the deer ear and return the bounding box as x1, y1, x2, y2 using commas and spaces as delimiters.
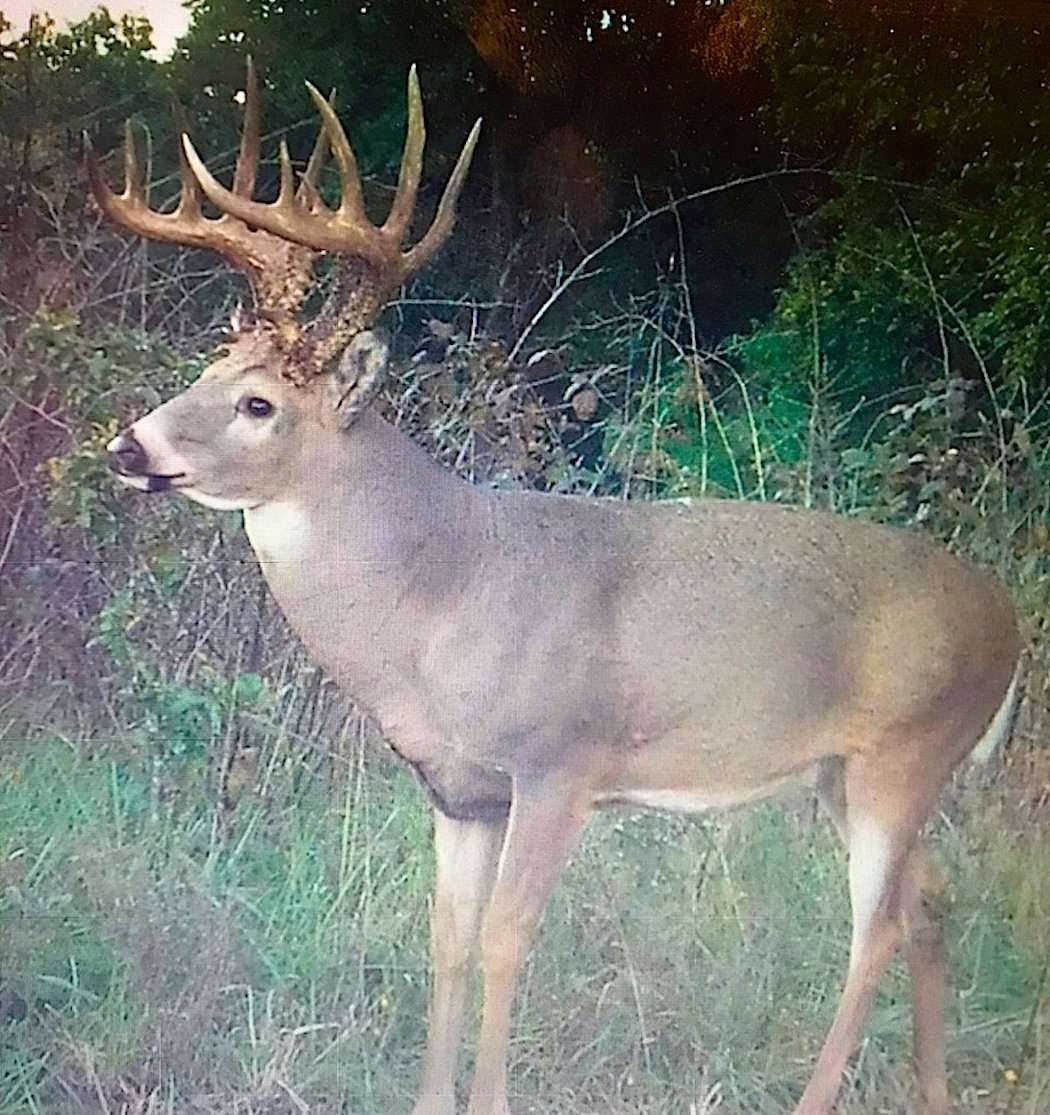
328, 330, 389, 428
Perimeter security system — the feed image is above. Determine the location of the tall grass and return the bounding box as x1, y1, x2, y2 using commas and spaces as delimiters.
1, 712, 1047, 1114
1, 212, 1048, 1113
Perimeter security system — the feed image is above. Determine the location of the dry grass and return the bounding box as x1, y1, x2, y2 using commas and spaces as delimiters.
1, 218, 1047, 1115
1, 711, 1046, 1115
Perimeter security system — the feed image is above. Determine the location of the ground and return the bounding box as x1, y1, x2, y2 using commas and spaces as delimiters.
0, 720, 1046, 1114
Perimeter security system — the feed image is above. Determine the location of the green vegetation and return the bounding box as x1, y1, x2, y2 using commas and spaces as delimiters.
1, 2, 1048, 1112
2, 726, 1047, 1114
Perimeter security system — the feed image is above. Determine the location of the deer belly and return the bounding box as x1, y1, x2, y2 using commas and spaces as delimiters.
596, 768, 811, 815
597, 784, 767, 814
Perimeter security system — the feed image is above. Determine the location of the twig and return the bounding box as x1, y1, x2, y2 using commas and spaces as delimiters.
0, 498, 25, 578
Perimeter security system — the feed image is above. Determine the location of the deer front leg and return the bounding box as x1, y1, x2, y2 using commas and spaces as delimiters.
465, 772, 592, 1115
411, 809, 507, 1115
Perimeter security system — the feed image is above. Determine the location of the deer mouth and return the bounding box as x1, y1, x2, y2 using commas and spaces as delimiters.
114, 471, 186, 493
146, 472, 187, 492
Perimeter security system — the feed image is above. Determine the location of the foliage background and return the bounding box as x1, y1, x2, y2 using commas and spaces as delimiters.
0, 2, 1048, 1112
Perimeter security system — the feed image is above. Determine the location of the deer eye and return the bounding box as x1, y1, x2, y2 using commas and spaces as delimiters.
239, 395, 274, 419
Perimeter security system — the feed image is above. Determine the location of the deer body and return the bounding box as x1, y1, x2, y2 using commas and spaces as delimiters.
241, 404, 1016, 819
93, 63, 1021, 1115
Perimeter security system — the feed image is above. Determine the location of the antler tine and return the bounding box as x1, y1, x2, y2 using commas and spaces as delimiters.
171, 100, 204, 219
276, 139, 299, 211
382, 64, 425, 239
401, 117, 482, 274
304, 82, 366, 223
231, 55, 260, 198
85, 119, 204, 240
122, 120, 144, 201
297, 88, 335, 210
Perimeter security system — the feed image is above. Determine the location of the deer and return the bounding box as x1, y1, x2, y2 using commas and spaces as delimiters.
90, 59, 1021, 1115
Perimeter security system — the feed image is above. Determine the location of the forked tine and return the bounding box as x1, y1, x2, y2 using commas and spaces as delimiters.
403, 117, 482, 273
298, 90, 335, 210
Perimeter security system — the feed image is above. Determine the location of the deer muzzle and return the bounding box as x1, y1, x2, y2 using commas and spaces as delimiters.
107, 430, 183, 492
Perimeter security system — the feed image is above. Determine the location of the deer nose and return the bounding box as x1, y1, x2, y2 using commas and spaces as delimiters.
108, 431, 148, 476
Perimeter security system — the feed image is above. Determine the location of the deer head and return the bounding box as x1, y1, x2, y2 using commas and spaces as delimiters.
91, 59, 479, 509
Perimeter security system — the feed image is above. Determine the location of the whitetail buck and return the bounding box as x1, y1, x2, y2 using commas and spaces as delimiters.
91, 61, 1021, 1115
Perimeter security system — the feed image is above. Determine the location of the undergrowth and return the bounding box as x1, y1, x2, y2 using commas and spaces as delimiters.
0, 723, 1047, 1115
2, 244, 1048, 1115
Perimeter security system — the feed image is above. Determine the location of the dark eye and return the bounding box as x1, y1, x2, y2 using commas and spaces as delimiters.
240, 396, 274, 419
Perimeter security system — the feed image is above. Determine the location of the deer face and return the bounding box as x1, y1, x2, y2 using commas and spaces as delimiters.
89, 58, 476, 513
108, 329, 389, 511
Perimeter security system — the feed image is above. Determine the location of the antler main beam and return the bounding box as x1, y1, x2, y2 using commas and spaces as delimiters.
85, 57, 331, 324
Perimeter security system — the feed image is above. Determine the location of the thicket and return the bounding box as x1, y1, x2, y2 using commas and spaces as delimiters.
1, 2, 1048, 1110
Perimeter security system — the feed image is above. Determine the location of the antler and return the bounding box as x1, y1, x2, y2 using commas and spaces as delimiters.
85, 58, 329, 350
87, 59, 479, 380
181, 65, 482, 363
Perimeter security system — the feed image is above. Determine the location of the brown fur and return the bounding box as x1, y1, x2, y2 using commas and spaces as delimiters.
109, 330, 1020, 1115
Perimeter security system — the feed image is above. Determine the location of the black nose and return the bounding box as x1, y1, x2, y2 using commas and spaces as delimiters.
109, 431, 148, 476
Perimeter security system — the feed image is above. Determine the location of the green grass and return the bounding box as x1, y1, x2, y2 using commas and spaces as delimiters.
0, 725, 1046, 1115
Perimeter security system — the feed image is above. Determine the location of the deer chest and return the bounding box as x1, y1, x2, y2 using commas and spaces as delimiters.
386, 742, 512, 822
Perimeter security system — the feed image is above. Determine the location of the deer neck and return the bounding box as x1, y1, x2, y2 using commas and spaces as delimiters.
242, 411, 484, 700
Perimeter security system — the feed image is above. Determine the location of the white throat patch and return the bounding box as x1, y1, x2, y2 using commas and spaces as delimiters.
244, 502, 311, 565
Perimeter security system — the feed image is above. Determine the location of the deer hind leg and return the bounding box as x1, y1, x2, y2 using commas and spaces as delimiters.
411, 809, 507, 1115
797, 752, 947, 1115
465, 772, 592, 1115
900, 845, 949, 1115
